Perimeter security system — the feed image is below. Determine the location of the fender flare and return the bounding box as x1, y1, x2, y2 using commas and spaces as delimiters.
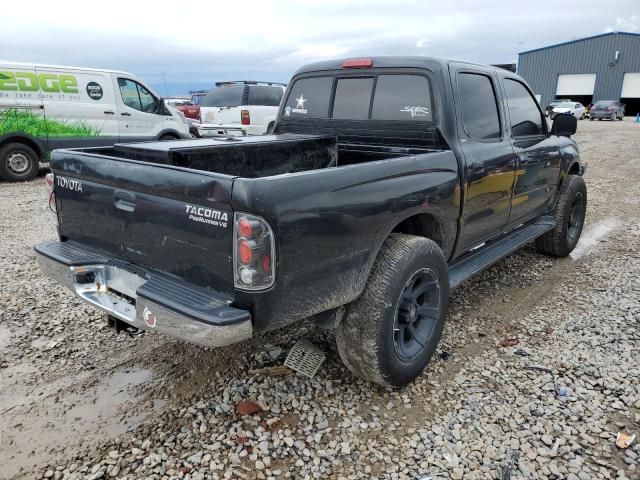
0, 132, 46, 158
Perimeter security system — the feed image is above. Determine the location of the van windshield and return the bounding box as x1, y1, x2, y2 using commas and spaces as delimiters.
203, 85, 244, 107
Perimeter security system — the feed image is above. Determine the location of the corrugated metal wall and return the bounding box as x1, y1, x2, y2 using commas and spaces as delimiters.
517, 33, 640, 108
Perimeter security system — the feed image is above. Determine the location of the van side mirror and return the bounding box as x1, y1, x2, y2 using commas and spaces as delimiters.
551, 113, 577, 137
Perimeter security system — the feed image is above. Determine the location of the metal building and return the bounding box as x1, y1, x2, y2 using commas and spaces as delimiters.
518, 31, 640, 116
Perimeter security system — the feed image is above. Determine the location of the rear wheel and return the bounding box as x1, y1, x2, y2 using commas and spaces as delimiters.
0, 142, 39, 182
535, 175, 587, 257
336, 234, 449, 387
159, 133, 178, 141
266, 122, 275, 134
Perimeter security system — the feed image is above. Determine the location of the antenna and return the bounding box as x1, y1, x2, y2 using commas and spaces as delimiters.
162, 73, 168, 96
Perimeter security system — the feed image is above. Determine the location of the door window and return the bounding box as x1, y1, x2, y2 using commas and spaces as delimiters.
503, 79, 545, 137
457, 73, 501, 140
118, 78, 159, 114
332, 78, 374, 119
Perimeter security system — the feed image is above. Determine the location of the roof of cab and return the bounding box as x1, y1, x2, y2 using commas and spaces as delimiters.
0, 60, 132, 76
292, 56, 498, 77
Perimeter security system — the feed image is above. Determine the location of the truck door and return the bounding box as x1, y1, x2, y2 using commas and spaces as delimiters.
113, 75, 165, 141
451, 66, 517, 251
500, 77, 561, 226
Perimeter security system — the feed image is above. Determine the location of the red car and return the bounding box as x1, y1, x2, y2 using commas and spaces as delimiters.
165, 91, 207, 121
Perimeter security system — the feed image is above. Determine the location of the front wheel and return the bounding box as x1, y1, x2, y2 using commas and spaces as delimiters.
336, 234, 449, 387
535, 175, 587, 257
0, 142, 39, 182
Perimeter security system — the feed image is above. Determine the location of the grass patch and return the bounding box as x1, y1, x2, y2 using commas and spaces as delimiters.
0, 109, 101, 137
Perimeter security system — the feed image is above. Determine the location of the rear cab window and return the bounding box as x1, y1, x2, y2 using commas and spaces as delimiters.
282, 73, 434, 122
283, 77, 333, 118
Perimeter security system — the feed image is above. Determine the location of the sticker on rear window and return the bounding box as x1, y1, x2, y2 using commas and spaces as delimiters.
291, 94, 308, 114
185, 204, 228, 228
401, 105, 430, 118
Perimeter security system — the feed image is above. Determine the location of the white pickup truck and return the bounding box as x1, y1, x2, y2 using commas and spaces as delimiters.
197, 81, 285, 137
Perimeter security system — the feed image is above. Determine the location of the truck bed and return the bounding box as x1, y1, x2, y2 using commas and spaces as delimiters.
69, 133, 440, 179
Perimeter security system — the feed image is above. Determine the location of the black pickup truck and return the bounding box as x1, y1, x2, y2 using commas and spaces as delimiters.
35, 57, 586, 387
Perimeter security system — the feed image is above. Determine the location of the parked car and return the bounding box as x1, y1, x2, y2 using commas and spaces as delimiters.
545, 98, 572, 117
589, 100, 625, 121
0, 62, 190, 181
549, 101, 586, 120
175, 91, 207, 122
197, 81, 286, 137
35, 57, 585, 387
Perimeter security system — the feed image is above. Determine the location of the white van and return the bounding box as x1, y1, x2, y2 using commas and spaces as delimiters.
0, 62, 190, 181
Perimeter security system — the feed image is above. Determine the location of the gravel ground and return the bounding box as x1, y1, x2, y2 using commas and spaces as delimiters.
0, 118, 639, 480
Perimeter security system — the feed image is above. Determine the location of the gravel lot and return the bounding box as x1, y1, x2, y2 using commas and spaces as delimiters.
1, 119, 639, 480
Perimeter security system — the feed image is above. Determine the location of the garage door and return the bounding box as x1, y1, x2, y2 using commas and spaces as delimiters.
621, 73, 640, 98
556, 74, 596, 96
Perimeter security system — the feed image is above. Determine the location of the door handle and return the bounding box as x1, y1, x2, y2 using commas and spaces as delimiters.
470, 161, 485, 173
121, 112, 131, 116
113, 190, 136, 212
104, 110, 115, 115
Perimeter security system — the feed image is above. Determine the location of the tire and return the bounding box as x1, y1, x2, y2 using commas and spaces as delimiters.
0, 142, 39, 182
336, 234, 449, 387
266, 122, 275, 134
535, 175, 587, 257
590, 117, 594, 121
159, 133, 178, 141
580, 113, 585, 120
598, 118, 602, 121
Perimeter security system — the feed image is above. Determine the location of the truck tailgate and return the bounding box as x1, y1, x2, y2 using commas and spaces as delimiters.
51, 149, 235, 297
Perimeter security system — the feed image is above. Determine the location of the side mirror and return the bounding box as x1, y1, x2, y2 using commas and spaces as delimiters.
551, 113, 577, 137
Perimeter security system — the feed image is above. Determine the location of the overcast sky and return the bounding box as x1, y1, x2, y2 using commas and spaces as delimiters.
1, 1, 638, 95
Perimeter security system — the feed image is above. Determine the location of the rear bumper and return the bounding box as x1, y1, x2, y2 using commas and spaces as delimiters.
34, 240, 252, 348
590, 111, 616, 119
197, 124, 247, 137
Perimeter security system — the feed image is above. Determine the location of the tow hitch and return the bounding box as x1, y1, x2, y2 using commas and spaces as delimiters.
107, 315, 142, 338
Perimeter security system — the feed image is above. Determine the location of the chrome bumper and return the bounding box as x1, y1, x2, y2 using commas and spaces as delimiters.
197, 124, 247, 137
34, 241, 252, 348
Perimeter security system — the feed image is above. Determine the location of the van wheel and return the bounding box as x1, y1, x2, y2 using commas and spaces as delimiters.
159, 133, 178, 141
535, 175, 587, 257
336, 234, 449, 388
0, 143, 39, 182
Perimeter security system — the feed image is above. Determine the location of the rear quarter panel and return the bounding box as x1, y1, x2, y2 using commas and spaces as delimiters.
232, 151, 460, 330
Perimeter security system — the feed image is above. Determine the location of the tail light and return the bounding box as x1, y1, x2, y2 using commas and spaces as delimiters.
233, 212, 275, 290
241, 110, 250, 125
45, 172, 56, 213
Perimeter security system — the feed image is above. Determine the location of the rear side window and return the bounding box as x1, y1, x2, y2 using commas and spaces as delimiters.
283, 77, 333, 118
247, 86, 283, 106
372, 75, 433, 121
503, 79, 545, 137
203, 85, 245, 107
457, 73, 501, 140
332, 78, 373, 119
